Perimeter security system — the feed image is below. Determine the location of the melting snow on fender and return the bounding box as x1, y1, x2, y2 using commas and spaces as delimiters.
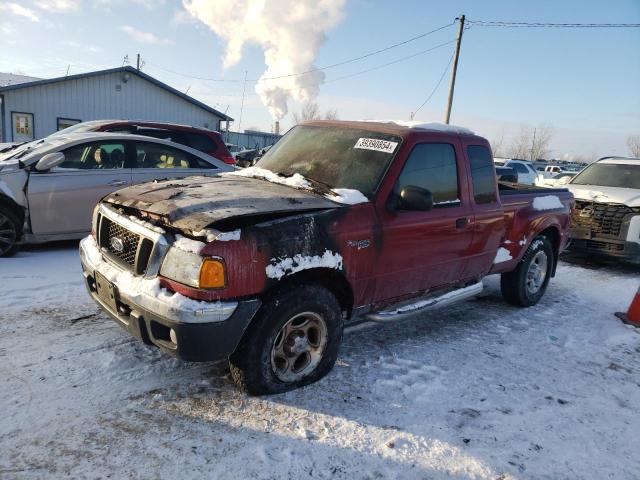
266, 250, 343, 280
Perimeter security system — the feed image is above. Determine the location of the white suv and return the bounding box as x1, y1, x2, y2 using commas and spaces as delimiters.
566, 157, 640, 263
494, 159, 538, 185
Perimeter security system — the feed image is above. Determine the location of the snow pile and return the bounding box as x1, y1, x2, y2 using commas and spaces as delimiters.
192, 228, 241, 243
493, 247, 513, 264
222, 167, 311, 190
265, 249, 343, 279
325, 188, 369, 205
532, 195, 564, 211
172, 235, 206, 254
360, 120, 474, 135
127, 215, 166, 234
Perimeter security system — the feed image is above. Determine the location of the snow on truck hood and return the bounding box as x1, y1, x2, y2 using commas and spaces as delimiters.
566, 185, 640, 207
104, 175, 344, 232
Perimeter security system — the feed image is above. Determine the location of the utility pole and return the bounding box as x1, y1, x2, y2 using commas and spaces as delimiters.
238, 70, 248, 132
530, 127, 537, 161
136, 54, 141, 71
444, 15, 465, 124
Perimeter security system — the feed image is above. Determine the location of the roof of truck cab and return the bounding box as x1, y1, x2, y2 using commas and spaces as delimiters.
301, 120, 483, 140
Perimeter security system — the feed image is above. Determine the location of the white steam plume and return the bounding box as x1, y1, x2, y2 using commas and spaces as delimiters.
182, 0, 345, 120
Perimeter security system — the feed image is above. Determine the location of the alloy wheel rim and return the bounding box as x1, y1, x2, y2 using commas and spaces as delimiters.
270, 311, 328, 383
0, 212, 16, 255
526, 250, 548, 295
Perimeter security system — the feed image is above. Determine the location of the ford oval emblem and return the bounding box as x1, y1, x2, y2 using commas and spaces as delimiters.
110, 237, 125, 253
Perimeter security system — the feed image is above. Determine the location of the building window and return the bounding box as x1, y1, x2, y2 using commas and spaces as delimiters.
57, 118, 81, 131
11, 112, 34, 141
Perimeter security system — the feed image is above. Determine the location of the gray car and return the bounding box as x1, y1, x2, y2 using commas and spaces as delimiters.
0, 132, 233, 256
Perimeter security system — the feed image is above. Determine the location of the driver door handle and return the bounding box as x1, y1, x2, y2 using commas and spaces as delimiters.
108, 180, 127, 186
455, 217, 469, 229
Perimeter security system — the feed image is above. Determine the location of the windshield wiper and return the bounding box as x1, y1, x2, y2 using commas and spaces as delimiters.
0, 142, 26, 153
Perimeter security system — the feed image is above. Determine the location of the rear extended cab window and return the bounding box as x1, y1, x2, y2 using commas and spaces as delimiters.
467, 145, 498, 204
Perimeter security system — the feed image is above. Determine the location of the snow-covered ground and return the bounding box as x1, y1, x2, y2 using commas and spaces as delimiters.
1, 243, 639, 479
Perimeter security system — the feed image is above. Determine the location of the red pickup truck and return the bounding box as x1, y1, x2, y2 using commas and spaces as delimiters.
79, 121, 573, 395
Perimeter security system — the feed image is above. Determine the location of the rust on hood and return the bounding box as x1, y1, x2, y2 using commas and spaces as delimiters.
104, 175, 340, 232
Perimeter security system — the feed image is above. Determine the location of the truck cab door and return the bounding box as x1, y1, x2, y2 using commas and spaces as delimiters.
373, 141, 475, 303
27, 140, 132, 236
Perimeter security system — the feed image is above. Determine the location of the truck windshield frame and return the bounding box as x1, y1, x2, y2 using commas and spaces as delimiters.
570, 163, 640, 189
257, 125, 403, 198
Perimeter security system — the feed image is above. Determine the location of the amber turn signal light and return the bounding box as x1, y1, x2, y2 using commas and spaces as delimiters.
199, 258, 226, 289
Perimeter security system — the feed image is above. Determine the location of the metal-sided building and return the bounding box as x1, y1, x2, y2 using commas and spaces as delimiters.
0, 66, 232, 142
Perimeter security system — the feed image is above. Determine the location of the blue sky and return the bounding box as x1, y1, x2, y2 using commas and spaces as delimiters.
1, 0, 639, 158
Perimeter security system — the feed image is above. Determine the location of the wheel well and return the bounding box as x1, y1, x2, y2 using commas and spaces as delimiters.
262, 268, 354, 318
538, 226, 560, 276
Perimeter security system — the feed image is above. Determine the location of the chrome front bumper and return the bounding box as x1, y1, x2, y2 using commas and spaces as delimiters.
79, 235, 238, 324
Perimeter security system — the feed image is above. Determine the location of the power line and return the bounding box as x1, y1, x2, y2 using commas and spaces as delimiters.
411, 52, 454, 119
144, 20, 456, 83
467, 20, 640, 28
158, 38, 456, 100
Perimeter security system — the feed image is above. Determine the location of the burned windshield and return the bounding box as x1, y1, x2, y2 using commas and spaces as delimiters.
257, 125, 402, 197
570, 163, 640, 189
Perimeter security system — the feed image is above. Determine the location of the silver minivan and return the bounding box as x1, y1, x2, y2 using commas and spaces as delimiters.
0, 132, 233, 256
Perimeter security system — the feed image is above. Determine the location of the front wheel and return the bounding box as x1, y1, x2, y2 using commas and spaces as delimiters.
0, 206, 21, 258
229, 284, 343, 395
501, 236, 554, 307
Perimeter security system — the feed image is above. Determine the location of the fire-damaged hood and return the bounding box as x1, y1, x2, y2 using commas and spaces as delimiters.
104, 175, 341, 232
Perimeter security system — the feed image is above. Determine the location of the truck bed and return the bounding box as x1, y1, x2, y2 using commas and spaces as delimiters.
498, 181, 569, 197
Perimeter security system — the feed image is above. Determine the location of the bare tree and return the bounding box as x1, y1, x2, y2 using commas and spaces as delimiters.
292, 101, 339, 123
507, 124, 554, 160
489, 128, 506, 157
627, 135, 640, 158
324, 108, 339, 120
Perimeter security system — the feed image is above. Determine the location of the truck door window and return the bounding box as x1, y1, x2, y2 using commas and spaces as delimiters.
467, 145, 497, 204
395, 143, 459, 206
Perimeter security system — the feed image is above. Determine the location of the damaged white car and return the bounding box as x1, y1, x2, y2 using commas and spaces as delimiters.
0, 132, 233, 257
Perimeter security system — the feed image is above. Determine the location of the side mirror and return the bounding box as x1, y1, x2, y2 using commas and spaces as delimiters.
397, 186, 434, 211
35, 152, 65, 171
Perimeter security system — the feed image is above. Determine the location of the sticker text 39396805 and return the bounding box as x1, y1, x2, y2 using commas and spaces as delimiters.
354, 138, 398, 154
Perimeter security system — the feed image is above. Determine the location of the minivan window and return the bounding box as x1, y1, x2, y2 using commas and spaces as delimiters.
467, 145, 497, 204
395, 143, 459, 205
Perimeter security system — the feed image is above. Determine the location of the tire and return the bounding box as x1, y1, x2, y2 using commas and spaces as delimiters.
0, 206, 21, 258
500, 235, 554, 307
229, 284, 343, 395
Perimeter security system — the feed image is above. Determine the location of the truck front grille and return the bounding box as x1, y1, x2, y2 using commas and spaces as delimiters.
572, 200, 632, 237
98, 215, 154, 275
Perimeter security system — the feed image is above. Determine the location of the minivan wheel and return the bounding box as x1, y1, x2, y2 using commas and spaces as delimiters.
230, 285, 343, 395
500, 235, 553, 307
0, 206, 20, 257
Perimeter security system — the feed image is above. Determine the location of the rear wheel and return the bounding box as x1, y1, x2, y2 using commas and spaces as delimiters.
229, 284, 343, 395
501, 236, 553, 307
0, 206, 20, 257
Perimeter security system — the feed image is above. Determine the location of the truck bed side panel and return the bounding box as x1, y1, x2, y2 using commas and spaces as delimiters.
489, 191, 573, 274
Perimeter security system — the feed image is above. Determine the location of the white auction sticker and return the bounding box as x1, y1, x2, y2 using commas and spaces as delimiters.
354, 138, 398, 154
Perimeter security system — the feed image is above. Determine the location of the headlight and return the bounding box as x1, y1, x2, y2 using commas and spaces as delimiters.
160, 247, 226, 289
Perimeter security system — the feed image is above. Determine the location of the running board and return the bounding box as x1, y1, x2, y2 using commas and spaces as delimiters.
363, 282, 484, 323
